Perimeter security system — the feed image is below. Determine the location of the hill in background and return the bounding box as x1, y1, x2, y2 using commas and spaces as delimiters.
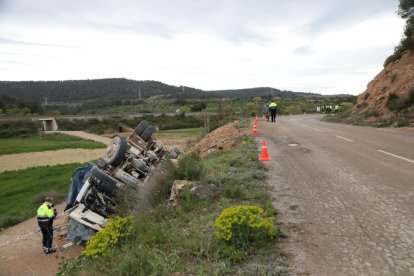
0, 78, 318, 103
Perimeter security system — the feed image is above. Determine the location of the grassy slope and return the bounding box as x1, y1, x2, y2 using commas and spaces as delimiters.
0, 163, 83, 229
60, 130, 286, 275
0, 133, 106, 155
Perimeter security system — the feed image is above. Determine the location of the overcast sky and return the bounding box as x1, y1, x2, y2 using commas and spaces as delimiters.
0, 0, 405, 95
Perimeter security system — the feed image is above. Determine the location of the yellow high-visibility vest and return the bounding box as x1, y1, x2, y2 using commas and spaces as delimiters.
37, 202, 54, 218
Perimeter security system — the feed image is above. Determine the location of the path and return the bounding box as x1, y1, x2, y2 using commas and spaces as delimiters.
0, 131, 110, 172
0, 203, 83, 276
258, 115, 414, 275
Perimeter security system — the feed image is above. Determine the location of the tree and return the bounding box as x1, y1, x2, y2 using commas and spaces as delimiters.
398, 0, 414, 19
384, 1, 414, 67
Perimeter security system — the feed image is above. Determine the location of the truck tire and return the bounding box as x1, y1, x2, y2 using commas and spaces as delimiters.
140, 126, 156, 142
134, 121, 149, 136
103, 136, 127, 166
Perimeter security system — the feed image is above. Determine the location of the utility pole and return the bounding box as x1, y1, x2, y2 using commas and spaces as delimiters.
44, 97, 48, 106
138, 88, 142, 100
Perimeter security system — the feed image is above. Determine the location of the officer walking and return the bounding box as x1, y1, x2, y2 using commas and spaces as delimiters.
37, 196, 57, 254
269, 100, 278, 122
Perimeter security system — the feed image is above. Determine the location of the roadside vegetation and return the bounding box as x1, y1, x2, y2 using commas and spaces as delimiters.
0, 133, 106, 155
59, 131, 286, 275
0, 163, 83, 229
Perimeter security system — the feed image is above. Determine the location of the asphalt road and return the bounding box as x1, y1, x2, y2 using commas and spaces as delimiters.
258, 114, 414, 275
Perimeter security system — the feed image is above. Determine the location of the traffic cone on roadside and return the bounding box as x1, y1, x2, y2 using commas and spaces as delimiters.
252, 124, 257, 135
258, 139, 270, 161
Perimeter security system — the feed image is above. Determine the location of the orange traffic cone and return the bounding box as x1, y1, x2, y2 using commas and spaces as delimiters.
258, 139, 270, 161
252, 124, 257, 135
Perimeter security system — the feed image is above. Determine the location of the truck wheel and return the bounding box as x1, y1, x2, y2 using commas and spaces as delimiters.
103, 136, 127, 166
140, 126, 156, 142
134, 121, 149, 136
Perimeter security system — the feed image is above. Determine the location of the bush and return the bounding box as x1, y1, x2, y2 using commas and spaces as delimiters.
170, 152, 205, 181
406, 88, 414, 106
0, 120, 38, 138
214, 205, 276, 249
384, 52, 402, 67
386, 93, 407, 111
82, 216, 133, 258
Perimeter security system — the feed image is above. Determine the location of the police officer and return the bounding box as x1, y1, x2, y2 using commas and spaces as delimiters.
37, 196, 57, 254
269, 100, 278, 122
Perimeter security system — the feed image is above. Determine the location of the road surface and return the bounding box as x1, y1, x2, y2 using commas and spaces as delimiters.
259, 115, 414, 275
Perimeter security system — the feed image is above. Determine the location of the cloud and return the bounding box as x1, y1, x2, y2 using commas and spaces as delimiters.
0, 36, 83, 49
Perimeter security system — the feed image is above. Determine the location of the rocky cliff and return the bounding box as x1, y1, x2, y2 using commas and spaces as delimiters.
351, 50, 414, 127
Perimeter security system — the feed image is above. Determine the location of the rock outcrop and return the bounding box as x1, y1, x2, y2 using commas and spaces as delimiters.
351, 50, 414, 126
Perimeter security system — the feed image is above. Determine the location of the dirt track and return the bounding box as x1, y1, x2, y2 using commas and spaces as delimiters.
0, 131, 110, 173
0, 203, 83, 276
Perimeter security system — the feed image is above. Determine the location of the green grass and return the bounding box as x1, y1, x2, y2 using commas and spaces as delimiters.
155, 127, 204, 138
0, 163, 83, 229
59, 131, 286, 275
0, 133, 106, 155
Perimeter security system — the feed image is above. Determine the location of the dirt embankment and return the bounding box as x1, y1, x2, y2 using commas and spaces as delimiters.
190, 121, 244, 156
352, 50, 414, 124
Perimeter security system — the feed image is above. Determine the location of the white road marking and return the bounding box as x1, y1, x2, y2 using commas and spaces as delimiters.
299, 125, 307, 127
313, 128, 323, 133
336, 135, 354, 142
377, 150, 414, 165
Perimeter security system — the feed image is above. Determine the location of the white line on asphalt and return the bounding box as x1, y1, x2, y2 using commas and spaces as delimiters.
377, 150, 414, 164
299, 125, 307, 127
313, 128, 323, 133
336, 135, 354, 142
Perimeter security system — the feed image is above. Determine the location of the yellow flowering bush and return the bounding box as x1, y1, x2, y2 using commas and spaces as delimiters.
214, 205, 275, 248
82, 216, 133, 258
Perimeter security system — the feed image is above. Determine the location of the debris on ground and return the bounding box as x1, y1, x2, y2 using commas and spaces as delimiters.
168, 180, 199, 207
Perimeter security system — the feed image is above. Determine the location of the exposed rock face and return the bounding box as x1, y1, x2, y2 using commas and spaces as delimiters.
352, 50, 414, 125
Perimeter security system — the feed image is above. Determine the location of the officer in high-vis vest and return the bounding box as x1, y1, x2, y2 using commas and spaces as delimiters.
269, 100, 278, 122
37, 196, 57, 254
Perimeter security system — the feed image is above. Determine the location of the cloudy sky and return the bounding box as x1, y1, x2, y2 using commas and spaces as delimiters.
0, 0, 405, 95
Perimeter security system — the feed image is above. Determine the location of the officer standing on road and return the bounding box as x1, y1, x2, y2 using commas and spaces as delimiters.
269, 100, 278, 122
37, 196, 57, 254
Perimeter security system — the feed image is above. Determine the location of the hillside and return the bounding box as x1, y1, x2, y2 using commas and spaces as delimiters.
350, 50, 414, 127
0, 79, 209, 102
0, 79, 314, 103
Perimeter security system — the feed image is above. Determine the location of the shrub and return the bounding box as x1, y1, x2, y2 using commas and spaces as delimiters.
386, 93, 407, 111
406, 88, 414, 106
82, 216, 133, 258
171, 152, 205, 181
0, 120, 38, 138
214, 205, 276, 249
384, 52, 402, 67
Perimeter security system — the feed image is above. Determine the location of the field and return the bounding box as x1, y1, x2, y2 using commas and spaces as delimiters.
0, 133, 106, 155
155, 127, 204, 137
0, 163, 83, 229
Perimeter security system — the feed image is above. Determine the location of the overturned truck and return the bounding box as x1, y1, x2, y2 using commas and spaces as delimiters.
65, 120, 180, 240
